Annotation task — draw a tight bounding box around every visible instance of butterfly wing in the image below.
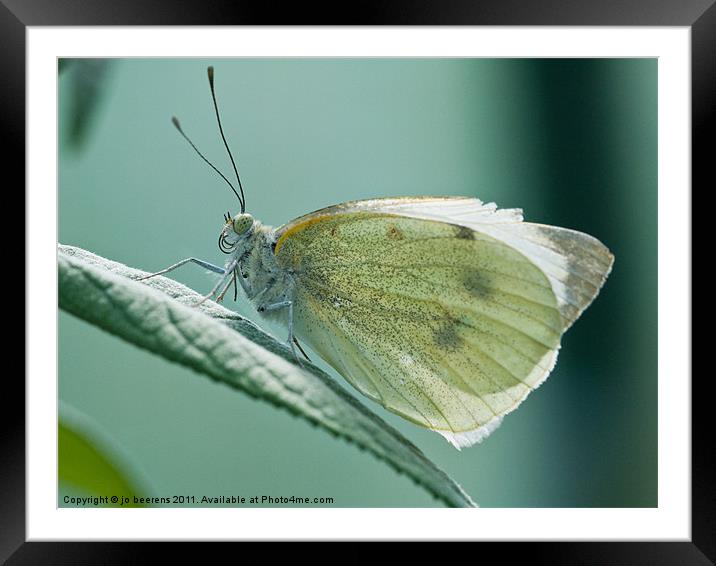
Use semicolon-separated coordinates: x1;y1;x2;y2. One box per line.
274;197;613;449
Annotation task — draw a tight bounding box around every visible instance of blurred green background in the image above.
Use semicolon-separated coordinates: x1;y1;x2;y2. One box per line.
59;58;656;507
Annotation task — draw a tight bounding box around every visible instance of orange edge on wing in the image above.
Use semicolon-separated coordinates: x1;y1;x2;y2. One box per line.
273;214;332;256
274;209;407;256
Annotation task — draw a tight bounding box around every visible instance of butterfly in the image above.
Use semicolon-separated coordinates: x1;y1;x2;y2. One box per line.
141;67;614;450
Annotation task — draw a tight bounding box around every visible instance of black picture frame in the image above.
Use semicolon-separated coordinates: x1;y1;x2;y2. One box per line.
8;1;704;562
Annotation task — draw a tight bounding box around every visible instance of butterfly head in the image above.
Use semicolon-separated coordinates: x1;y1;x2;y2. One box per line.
219;212;254;253
231;212;254;235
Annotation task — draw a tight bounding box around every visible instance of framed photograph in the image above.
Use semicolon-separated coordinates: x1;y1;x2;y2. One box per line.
11;1;704;561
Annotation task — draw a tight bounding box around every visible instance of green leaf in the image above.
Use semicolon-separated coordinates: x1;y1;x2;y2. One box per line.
59;401;152;507
58;244;477;508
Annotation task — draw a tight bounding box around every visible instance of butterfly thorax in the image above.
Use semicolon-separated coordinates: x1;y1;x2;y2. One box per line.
229;220;295;321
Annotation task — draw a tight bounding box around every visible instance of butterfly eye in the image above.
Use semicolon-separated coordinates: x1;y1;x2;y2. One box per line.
232;213;254;235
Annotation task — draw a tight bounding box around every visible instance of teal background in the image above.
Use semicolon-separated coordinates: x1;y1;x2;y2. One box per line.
59;58;657;507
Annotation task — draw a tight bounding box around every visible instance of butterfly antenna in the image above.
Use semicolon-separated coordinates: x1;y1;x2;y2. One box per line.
171;116;244;207
207;66;246;213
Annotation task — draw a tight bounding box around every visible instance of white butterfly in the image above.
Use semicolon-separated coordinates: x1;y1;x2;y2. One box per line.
142;68;614;450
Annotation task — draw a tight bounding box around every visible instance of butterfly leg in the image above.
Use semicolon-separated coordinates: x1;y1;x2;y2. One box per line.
216;270;241;303
137;257;226;281
193;259;239;307
293;338;311;362
286;302;306;368
258;300;303;366
236;260;253;296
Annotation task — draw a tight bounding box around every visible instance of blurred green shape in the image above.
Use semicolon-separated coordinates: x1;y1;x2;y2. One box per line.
60;59;113;150
59;401;151;507
58;58;71;75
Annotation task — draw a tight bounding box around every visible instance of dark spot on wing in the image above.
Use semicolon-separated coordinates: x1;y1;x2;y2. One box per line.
387;224;404;240
454;225;474;240
433;319;463;352
305;280;329;303
463;270;492;298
